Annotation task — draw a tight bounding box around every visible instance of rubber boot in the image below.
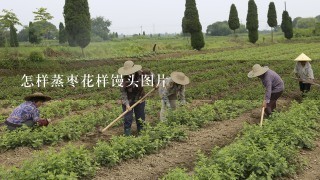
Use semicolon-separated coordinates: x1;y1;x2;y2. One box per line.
137;126;143;135
124;128;131;136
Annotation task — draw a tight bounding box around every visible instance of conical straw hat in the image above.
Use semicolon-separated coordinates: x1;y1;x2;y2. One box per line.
294;53;311;61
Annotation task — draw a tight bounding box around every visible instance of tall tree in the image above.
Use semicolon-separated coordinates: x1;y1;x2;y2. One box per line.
0;24;6;47
246;0;259;44
182;0;204;50
228;4;240;37
281;10;293;40
0;9;21;28
18;26;29;42
64;0;91;55
267;2;277;42
33;7;54;40
91;16;111;40
29;22;41;44
59;22;67;44
182;0;201;34
9;24;18;47
191;31;205;50
0;9;21;46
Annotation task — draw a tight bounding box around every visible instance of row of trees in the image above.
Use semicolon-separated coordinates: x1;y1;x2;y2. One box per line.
0;1;114;54
227;1;293;43
181;0;295;49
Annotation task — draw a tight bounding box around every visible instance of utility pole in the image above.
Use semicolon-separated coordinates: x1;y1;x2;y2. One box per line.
284;1;286;11
140;26;142;35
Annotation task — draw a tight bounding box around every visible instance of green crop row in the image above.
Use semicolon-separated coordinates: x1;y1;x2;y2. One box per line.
0;100;259;179
162;100;320;180
0;106;122;150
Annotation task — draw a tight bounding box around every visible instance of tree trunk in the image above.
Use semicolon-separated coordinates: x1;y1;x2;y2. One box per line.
271;27;274;43
81;47;85;57
234;30;236;40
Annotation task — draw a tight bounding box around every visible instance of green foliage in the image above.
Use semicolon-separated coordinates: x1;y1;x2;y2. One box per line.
17;26;29;42
0;29;6;47
207;21;246;36
295;18;316;29
64;0;91;49
94;122;186;167
32;7;53;22
191;31;205;50
267;2;277;28
168;100;320;179
267;2;277;42
248;29;259;44
162;168;191;180
59;22;67;44
91;16;111;40
29;51;45;62
246;0;259;43
281;11;293;40
0;9;22;28
28;22;41;44
182;0;202;34
228;4;240;32
1;145;97;179
9;24;18;47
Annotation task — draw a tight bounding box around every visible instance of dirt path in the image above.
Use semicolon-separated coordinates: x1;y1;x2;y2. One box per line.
290;139;320;180
93;99;292;180
93;109;260;180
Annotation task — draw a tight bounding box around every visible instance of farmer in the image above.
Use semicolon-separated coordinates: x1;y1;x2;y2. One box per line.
159;72;190;121
248;64;284;118
293;53;314;95
118;61;157;136
5;92;51;131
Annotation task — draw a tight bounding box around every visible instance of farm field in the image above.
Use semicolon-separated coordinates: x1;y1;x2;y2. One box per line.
0;36;320;180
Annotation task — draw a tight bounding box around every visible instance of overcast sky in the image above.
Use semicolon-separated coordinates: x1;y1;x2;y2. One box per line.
0;0;319;35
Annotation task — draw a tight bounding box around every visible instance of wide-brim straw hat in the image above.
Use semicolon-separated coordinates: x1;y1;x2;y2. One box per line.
24;92;52;101
118;61;142;75
247;64;269;78
294;53;312;62
170;72;190;85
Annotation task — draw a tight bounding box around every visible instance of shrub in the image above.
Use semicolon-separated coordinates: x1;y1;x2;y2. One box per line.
29;51;45;62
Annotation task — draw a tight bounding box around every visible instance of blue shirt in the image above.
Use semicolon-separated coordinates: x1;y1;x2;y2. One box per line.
7;101;40;125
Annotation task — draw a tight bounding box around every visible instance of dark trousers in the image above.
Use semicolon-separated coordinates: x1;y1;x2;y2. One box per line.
122;101;145;131
299;82;311;93
265;91;283;117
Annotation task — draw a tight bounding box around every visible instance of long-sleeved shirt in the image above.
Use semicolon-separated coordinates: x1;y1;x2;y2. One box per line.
7;101;40;125
260;70;284;103
159;77;186;107
121;70;157;106
294;62;314;80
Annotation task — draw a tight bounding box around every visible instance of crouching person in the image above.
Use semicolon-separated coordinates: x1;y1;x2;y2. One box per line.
159;72;190;121
5;92;51;131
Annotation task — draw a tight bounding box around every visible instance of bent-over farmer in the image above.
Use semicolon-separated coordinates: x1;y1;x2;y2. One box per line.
159;72;190;121
118;61;157;136
294;53;314;95
248;64;284;118
5;92;51;131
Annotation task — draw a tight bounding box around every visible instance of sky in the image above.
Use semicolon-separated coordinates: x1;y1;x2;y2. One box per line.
0;0;319;35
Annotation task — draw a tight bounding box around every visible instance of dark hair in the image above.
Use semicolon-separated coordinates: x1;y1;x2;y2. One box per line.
29;97;46;103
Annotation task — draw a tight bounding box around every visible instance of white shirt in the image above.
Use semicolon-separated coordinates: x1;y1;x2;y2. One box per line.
294;62;314;80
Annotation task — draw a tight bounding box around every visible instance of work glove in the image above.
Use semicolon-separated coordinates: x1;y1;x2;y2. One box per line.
38;118;49;127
